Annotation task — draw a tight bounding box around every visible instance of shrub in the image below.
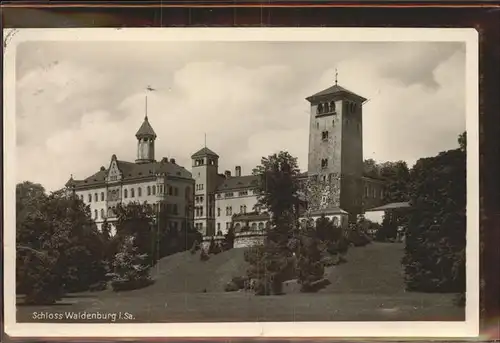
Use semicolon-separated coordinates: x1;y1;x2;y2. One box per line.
224;281;240;292
190;240;199;255
231;276;248;289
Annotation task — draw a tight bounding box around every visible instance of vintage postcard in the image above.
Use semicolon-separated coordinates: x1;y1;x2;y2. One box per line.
3;27;479;338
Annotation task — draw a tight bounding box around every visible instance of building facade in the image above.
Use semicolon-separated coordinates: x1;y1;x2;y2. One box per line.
66;115;194;234
66;81;385;238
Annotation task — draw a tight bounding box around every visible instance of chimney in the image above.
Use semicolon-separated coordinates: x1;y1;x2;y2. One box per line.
170;158;176;164
224;170;231;178
235;166;241;177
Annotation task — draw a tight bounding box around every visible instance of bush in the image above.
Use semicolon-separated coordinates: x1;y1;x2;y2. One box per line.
190;240;199;255
208;237;216;254
347;225;371;247
231;276;248;289
224;281;240;292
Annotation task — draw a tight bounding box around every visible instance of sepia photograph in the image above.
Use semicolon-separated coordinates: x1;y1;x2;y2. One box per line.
4;27;479;338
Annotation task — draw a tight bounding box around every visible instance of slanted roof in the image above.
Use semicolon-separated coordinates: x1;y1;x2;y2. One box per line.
365;201;410;212
70;159;192;189
216;175;260;192
191;147;219;159
135;116;157;138
306;84;367;103
309;207;348;216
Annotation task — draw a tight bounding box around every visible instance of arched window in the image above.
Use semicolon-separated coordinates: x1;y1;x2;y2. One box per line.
94;193;98;202
251;223;257;231
258;222;264;230
94;209;98;219
147;186;151;196
330;101;335;112
131;188;135;198
243;205;247;213
101;209;105;219
138;187;142;197
234;223;242;233
152;186;156;195
324;102;329;112
88;194;92;202
124;189;128;198
317;103;323;114
101;192;104;201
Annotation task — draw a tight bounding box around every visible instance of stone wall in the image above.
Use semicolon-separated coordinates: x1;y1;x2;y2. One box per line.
233;231;266;248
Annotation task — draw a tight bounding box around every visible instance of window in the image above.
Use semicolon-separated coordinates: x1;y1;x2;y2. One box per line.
101;192;104;201
217;207;221;216
324;102;329;112
226;222;230;229
321;159;328;168
152;185;156;195
316;122;319;129
80;195;84;201
94;209;98;219
258;222;264;230
101;209;105;219
138;187;142;197
168;186;173;195
239;191;248;196
200;207;203;217
217;194;222;199
131;188;135;198
124;189;128;198
240;205;244;213
88;194;92;202
217;223;221;231
243;205;247;213
225;192;234;198
185;187;191;199
108;207;113;217
251;223;257;230
94;193;98;202
226;206;232;216
317;103;323;114
147;186;151;195
322;131;329;141
173;204;178;215
330;101;335;112
174;187;179;196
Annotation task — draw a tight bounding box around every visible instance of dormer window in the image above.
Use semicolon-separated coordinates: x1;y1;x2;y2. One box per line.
324;102;329;112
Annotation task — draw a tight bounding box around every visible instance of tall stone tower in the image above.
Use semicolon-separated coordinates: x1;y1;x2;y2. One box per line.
135;115;156;164
191;147;219;236
306;80;367;222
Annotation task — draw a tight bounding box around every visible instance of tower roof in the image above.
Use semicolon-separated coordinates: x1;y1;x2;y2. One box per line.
191;147;219;159
135;116;157;138
306;84;367;103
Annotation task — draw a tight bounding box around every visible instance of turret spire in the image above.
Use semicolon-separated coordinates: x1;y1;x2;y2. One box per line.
335;68;338;86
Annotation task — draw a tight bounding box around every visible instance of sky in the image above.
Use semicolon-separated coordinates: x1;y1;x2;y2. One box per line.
14;37;466;192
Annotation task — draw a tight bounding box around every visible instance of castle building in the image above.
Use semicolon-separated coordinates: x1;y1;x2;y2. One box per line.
66;80;385;238
65;114;194;234
189;81;385;237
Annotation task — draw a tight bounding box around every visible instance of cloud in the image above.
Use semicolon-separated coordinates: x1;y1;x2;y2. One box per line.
13;39;466;191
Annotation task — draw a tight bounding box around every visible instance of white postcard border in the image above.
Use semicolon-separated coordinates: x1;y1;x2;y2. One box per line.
3;27;480;338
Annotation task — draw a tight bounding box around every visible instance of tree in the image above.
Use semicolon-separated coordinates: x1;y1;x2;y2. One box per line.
363;158;381;178
294;222;324;292
245;151;315;295
402;133;466;293
16;182;107;302
115;201;156;265
108;236;152;291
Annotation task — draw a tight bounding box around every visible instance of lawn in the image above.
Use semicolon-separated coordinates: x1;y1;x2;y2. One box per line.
16;242;465;323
